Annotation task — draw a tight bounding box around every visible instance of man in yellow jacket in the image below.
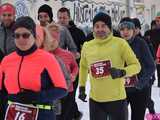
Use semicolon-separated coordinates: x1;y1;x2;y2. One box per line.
78;12;141;120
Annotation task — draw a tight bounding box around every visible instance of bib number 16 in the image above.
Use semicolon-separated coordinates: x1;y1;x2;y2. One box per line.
14;112;26;120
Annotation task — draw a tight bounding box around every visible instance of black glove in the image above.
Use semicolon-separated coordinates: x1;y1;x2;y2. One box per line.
109;67;126;79
78;87;87;102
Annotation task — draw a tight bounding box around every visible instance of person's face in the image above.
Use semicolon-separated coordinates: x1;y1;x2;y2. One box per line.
120;28;134;40
156;18;160;28
0;12;15;27
57;11;70;26
14;27;35;51
93;21;111;39
49;26;60;42
38;12;50;27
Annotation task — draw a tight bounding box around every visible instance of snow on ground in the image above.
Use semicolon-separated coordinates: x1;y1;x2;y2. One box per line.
76;79;160;120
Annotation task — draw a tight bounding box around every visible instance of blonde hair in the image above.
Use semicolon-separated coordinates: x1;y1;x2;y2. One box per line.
40;22;60;51
47;22;60;32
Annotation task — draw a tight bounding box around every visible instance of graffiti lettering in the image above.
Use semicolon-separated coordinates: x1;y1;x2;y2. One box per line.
15;0;29;18
66;1;126;26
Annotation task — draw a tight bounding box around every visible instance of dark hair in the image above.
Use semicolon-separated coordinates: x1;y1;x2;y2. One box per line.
120;17;132;24
58;7;70;17
151;20;156;26
132;18;141;29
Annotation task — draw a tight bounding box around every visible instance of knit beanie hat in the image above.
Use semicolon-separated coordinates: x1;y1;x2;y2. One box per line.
93;12;112;30
156;12;160;18
38;4;53;22
120;17;132;24
0;3;15;15
132;18;141;29
13;16;36;38
119;17;135;30
118;21;135;30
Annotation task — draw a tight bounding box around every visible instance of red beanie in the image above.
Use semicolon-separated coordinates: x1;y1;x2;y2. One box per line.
0;3;15;15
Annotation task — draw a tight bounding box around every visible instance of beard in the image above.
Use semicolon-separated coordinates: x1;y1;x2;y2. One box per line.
95;31;110;39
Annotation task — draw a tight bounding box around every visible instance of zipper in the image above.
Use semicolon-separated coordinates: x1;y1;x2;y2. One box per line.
4;27;7;54
17;56;24;92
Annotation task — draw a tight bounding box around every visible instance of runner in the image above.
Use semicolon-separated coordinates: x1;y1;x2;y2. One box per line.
0;16;67;120
119;18;156;120
78;12;141;120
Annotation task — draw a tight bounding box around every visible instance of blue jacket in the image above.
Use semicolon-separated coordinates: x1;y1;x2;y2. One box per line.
128;36;156;89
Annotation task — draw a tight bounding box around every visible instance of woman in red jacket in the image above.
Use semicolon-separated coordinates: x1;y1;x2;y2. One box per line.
41;22;79;120
0;16;67;120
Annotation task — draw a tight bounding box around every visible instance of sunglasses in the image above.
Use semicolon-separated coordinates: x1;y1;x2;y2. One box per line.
2;13;12;17
14;32;31;39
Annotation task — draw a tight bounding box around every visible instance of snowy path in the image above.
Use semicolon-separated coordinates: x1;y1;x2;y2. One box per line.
76;80;160;120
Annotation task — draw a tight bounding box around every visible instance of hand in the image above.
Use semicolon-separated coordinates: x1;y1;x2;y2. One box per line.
75;52;80;59
156;59;160;64
109;67;126;79
70;74;76;82
78;87;87;102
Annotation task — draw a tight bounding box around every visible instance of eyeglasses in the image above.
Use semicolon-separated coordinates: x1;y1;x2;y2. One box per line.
14;32;31;39
2;13;12;17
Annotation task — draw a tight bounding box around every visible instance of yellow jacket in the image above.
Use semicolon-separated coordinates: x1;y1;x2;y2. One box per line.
79;34;141;102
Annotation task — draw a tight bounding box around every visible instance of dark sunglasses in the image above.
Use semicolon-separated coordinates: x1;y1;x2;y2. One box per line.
2;13;12;17
14;32;31;39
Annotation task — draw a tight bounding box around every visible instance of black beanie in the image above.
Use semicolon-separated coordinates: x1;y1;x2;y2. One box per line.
13;16;36;38
38;4;53;22
120;17;133;24
93;12;112;30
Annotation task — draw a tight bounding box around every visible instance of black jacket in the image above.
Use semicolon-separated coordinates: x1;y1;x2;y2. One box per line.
68;21;86;53
128;36;156;89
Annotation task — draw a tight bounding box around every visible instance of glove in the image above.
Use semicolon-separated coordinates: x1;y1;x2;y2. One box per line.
78;87;87;102
109;67;126;79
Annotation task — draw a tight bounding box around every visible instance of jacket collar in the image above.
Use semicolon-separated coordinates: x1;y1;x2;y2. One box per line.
94;33;113;44
127;37;135;44
16;44;37;56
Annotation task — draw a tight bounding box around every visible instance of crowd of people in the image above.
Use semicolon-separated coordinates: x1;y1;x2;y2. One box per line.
0;2;160;120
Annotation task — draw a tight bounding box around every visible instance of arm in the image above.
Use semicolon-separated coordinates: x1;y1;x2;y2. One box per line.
121;40;141;77
137;39;156;88
79;43;88;87
156;45;160;63
70;53;79;82
45;55;68;100
55;56;71;89
64;27;77;53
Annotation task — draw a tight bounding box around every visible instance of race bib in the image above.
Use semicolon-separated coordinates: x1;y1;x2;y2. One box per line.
125;75;138;87
5;102;39;120
90;60;111;78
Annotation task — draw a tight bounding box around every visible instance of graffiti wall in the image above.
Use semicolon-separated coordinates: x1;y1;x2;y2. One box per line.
1;0;127;27
64;0;127;27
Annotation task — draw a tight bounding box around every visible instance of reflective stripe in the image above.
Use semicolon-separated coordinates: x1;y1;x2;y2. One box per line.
8;100;54;110
36;105;52;110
